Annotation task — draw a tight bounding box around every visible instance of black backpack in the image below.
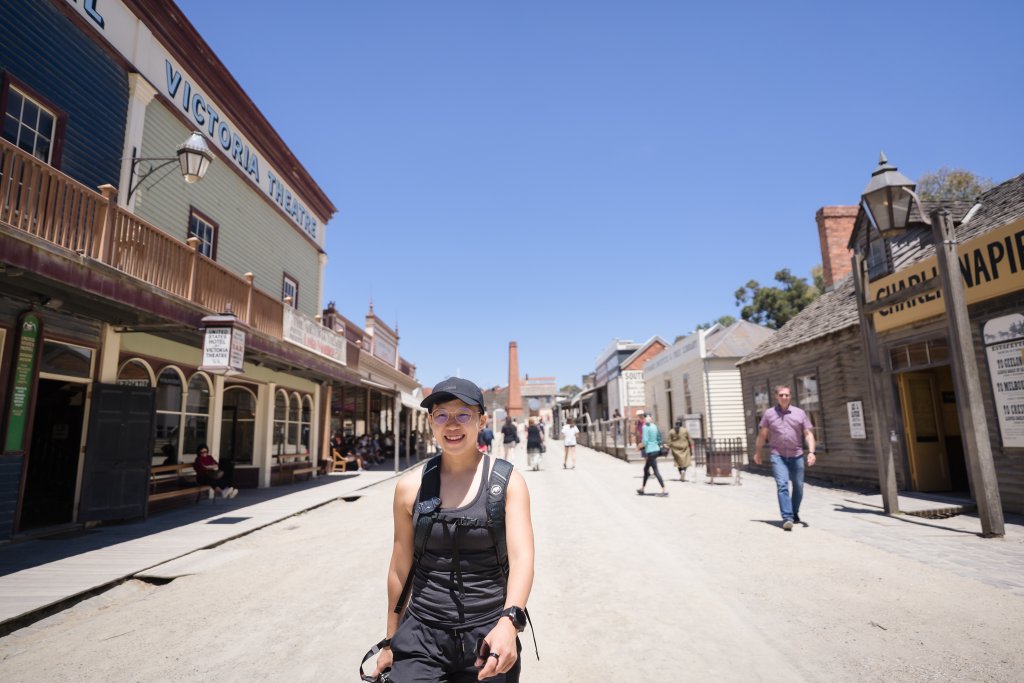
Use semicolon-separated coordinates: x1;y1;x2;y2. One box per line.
360;455;536;682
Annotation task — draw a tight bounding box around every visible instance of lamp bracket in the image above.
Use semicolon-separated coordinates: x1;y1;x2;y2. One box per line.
126;154;178;201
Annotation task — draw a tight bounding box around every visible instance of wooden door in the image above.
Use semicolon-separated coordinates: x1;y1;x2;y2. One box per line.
897;372;951;491
78;383;156;522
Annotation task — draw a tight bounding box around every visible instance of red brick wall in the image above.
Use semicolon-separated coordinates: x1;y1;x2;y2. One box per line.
816;206;858;287
623;341;667;371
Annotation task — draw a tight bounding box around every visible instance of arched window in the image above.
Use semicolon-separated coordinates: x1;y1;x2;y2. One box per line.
154;366;185;464
184;372;212;458
274;389;288;455
301;395;313;453
117;358;154;387
289;392;301;453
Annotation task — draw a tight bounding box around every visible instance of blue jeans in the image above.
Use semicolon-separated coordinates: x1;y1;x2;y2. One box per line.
770;454;805;521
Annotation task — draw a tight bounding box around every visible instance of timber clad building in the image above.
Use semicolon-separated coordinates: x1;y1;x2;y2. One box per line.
0;0;421;541
738;176;1024;514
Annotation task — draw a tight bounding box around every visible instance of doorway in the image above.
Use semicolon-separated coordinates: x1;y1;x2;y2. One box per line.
896;366;969;492
220;387;256;467
19;379;86;531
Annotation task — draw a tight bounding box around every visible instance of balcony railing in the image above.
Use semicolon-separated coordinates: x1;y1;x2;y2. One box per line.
0;137;282;338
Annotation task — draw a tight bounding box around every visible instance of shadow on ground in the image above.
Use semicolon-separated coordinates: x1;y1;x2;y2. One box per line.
0;473;362;578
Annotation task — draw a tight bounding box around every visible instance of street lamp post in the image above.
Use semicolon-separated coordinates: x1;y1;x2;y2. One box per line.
860;154;1005;537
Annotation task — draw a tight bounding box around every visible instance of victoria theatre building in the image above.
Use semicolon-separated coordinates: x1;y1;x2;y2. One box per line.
0;0;404;541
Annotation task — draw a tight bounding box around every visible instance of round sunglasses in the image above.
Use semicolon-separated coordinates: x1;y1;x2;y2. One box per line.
430;408;479;426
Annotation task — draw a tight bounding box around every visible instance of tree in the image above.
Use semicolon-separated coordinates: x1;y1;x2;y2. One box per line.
734;267;821;330
917;168;994;202
695;315;737;331
559;384;581;395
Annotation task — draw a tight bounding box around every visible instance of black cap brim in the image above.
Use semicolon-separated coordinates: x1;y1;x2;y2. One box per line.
420;390;484;412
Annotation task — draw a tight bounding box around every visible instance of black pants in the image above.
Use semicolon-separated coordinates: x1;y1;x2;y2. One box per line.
643;455;665;488
197;470;232;489
390;612;521;682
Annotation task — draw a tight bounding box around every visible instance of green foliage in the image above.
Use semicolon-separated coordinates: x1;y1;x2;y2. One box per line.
559;384;581;395
695;315;737;331
917;168;994;202
734;268;821;330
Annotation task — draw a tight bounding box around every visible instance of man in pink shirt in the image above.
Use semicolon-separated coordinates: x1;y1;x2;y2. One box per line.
754;385;816;530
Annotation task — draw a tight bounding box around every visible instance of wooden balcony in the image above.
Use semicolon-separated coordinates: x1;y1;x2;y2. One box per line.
0;137;283;338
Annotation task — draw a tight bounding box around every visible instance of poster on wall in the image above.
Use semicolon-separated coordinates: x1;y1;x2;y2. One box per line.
983;313;1024;448
847;401;866;439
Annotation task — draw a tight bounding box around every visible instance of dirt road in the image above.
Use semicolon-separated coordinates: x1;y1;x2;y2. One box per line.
2;444;1022;682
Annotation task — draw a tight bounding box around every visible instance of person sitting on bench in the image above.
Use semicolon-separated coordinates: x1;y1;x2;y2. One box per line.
193;444;238;499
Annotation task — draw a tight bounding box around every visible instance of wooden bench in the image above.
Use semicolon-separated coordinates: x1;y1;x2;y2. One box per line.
272;453;315;484
149;463;212;506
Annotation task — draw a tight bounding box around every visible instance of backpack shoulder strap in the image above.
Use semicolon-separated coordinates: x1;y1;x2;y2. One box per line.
486;457;514;576
394;456;442;614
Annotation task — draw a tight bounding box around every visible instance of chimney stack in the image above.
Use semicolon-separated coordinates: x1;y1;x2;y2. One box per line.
816;206;859;288
507;342;523;418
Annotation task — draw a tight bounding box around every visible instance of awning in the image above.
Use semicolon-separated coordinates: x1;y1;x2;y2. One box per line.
401;391;424;410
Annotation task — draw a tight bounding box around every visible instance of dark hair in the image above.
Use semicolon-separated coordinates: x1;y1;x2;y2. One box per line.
674;419;683;428
505;416;513;427
196;443;209;453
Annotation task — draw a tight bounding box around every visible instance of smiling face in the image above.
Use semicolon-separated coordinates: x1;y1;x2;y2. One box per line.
429;398;485;458
775;385;792;410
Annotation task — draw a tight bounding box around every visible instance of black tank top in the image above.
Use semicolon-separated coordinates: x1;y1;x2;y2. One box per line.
407;455;506;627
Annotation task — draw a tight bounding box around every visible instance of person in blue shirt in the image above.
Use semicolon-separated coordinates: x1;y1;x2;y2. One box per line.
636;415;668;497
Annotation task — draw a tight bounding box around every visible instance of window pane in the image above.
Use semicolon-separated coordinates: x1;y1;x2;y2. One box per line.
907;342;929;367
22;100;39;129
5;90;23;118
289;393;300;422
38;110;54;136
156;368;183;412
40;341;92;377
275;391;287;420
154;413;180;463
34;136;50;162
16;126;34;154
3;114;19;145
186;374;211;413
183;415;208;458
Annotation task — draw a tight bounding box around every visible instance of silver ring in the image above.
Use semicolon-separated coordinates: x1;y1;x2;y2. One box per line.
489;652;500;660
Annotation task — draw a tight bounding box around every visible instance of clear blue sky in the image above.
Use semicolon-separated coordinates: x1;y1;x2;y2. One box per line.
177;0;1024;390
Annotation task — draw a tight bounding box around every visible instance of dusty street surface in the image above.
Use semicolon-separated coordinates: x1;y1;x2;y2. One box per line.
1;443;1023;682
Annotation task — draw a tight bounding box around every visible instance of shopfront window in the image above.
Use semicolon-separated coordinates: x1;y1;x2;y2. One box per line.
184;373;211;457
795;372;825;450
301;396;313;452
753;380;769;426
274;389;287;455
154;367;184;464
289;391;301;453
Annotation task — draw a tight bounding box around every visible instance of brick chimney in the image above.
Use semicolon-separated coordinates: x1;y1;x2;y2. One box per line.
507;342;523;418
815;205;859;288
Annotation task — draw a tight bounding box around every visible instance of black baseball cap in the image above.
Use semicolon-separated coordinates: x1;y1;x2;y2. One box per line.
421;377;485;412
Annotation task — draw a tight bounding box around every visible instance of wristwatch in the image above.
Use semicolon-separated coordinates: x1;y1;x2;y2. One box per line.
500;606;527;632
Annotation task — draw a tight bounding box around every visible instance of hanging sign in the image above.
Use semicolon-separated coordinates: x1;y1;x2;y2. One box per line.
983;313;1024;448
3;313;41;453
200;316;244;375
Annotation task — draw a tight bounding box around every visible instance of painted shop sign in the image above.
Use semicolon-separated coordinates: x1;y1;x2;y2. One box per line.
3;314;41;453
283;308;346;364
983;313;1024;448
201;327;245;374
622;370;645;406
869;217;1024;333
64;0;323;245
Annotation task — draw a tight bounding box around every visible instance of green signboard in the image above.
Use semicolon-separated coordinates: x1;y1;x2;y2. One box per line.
4;313;41;453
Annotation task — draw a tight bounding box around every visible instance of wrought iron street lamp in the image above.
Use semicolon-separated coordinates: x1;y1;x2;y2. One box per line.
860;152;916;237
126;131;214;201
859;154;1005;537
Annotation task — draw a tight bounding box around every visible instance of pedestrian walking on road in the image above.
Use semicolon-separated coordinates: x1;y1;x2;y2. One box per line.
561;418;580;469
753;385;816;531
501;416;519;459
526;417;544;471
634;410;645;447
636;415;668;497
479;418;495;455
666;419;694;481
372;377;535;682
